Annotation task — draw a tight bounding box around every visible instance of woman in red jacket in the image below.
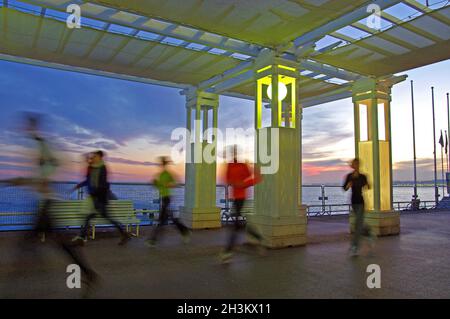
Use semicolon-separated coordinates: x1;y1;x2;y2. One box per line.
220;146;264;263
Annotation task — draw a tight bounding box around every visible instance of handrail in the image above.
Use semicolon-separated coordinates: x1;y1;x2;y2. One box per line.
0;182;444;231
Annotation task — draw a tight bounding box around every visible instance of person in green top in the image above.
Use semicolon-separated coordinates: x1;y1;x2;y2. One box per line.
146;156;190;247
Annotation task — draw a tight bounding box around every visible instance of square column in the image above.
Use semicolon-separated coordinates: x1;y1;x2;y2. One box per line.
351;78;399;236
180;91;221;229
247;61;307;248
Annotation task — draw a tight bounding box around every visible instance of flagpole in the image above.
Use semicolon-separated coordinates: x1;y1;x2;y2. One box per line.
411;80;418;203
432;87;439;206
447;93;450;172
447;93;450;196
445;130;449;174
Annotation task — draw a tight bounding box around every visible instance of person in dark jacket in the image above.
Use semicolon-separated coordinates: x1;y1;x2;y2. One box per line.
73;150;131;246
343;158;375;256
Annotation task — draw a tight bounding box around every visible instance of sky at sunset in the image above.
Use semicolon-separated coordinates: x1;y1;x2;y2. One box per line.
0;59;449;185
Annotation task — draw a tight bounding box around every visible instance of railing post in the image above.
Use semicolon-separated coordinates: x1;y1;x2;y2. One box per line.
224;185;230;213
77;188;83;200
318;185;328;215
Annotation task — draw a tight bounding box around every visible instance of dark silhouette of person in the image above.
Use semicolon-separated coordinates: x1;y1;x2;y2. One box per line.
73;150;131;246
343;158;375;256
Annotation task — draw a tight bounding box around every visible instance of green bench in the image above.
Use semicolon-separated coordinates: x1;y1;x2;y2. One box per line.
44;200;141;240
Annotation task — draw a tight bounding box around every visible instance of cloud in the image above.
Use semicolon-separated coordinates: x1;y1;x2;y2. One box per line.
0;61;187;150
393;158;436;181
82;141;119;151
0;155;32;164
0;163;33;172
302;158;351;184
108;157;159;167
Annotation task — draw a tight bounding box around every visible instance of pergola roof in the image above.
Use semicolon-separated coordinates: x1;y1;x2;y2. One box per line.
314;4;450;76
0;0;449;106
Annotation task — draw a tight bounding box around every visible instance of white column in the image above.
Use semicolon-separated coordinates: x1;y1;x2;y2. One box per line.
351;78;400;236
248;61;307;248
180;90;221;229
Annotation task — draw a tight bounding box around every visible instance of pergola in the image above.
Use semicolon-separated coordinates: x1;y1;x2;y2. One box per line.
1;0;449;247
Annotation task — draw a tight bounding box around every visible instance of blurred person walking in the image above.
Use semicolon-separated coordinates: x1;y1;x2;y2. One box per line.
145;156;190;247
1;113;98;295
220;146;265;264
72;150;132;246
343;158;375;257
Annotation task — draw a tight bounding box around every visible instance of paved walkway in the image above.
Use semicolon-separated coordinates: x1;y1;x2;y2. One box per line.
1;212;449;298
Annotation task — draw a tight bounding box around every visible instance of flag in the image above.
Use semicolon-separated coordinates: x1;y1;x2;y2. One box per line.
439;130;444;148
446;130;448;155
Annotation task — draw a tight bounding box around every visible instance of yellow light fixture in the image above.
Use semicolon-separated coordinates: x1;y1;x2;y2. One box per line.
267;82;288;101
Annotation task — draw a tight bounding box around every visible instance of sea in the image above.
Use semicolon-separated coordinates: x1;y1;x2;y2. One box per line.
0;182;441;231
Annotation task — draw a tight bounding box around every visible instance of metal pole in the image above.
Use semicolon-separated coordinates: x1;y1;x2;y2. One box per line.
411;80;418;202
320;185;326;215
224;185;229;213
441;133;445;197
447;93;450;170
432;87;439;205
446;130;449;173
447;93;450;195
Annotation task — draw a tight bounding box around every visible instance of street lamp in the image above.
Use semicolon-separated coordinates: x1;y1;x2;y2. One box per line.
255;64;297;128
267;82;288;101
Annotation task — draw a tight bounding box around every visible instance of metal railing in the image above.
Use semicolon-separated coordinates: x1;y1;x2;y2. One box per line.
305;200;438;217
0;181;444;231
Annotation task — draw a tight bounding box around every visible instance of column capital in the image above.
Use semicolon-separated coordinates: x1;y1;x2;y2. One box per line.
352;78;392;102
185;89;219;109
352;75;407;102
254;49;298;78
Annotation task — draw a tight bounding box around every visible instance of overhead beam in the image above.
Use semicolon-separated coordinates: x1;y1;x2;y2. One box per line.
403;0;450;24
301;73;407;108
105;29;140;64
381;11;443;42
292;0;403;48
197;60;253;92
0;52;260;103
330;31;400;57
404;0;433;13
379;74;408;86
206;69;254;94
0;53;189;89
128;41;160;67
351;22;417;50
404;0;450;24
204;59;360;95
197;51;362;94
31;8;46;48
312;41;343;55
303;92;352;108
299;59;361;82
301;85;352;108
22;0;261;57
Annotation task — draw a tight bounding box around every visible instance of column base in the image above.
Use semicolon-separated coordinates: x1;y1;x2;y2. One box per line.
179;206;222;229
246;206;307;248
350;211;400;236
